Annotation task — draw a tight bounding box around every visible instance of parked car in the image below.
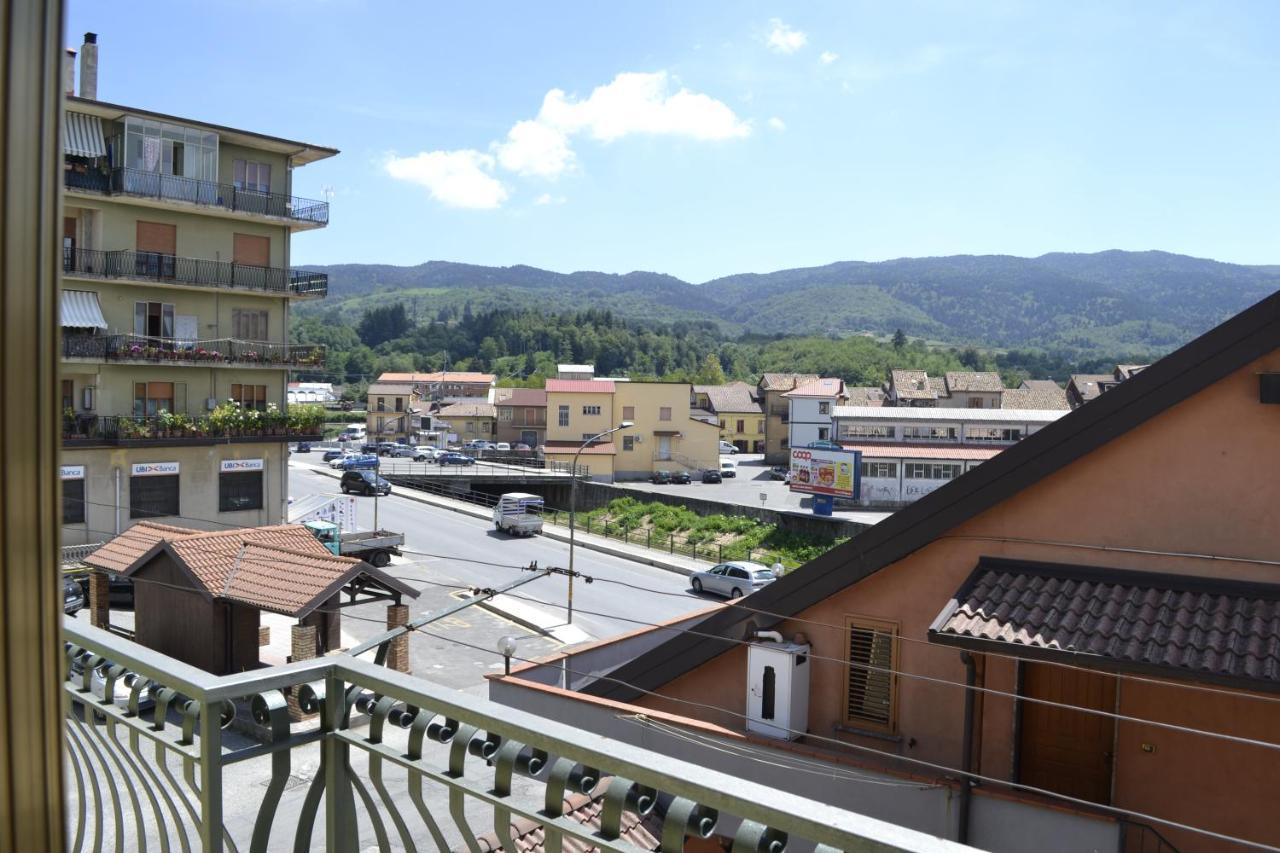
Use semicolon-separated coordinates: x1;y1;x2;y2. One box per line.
438;452;475;466
701;469;722;484
67;649;154;709
671;470;692;484
720;460;738;478
336;434;352;442
64;577;85;615
340;470;391;496
75;572;134;607
806;440;843;451
361;443;379;454
719;441;739;455
650;470;672;485
689;561;778;599
328;453;356;469
769;465;789;480
389;445;418;458
376;442;400;456
340;454;379;470
413;446;439;462
513;443;532;451
322;449;346;462
294;442;312;453
494;442;512;452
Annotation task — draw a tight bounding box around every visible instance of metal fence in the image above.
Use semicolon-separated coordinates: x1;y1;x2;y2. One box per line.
63;618;968;852
63;246;328;296
62;332;325;368
63;415;323;446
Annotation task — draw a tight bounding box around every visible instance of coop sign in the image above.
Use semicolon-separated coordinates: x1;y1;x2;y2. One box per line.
131;461;179;477
789;447;860;499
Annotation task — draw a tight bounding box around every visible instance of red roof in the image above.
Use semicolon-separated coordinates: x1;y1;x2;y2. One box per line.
542;441;617;455
839;443;1002;461
784;377;845;398
546;379;616;393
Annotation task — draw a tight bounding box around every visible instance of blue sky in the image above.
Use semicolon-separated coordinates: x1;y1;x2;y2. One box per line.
68;1;1279;281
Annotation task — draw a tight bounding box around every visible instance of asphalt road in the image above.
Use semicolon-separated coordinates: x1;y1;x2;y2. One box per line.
288;462;709;681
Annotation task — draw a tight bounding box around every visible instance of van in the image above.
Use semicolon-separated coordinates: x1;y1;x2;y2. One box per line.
492;492;544;536
720;459;738;478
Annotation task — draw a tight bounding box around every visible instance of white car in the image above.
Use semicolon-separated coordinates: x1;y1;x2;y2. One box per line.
720;460;738;478
719;441;739;455
412;445;439;461
329;453;355;469
494;442;512;452
689;561;777;599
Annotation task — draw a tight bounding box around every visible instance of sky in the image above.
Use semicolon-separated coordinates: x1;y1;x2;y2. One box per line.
68;1;1280;281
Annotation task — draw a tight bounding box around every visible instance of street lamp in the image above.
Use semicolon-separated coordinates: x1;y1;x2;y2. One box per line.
567;420;633;624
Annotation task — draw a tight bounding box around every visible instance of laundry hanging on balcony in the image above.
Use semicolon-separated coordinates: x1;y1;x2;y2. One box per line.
60;289;108;330
63;111;107;158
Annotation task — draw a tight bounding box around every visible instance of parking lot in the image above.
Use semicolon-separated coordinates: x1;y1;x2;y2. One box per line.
619;454;892;525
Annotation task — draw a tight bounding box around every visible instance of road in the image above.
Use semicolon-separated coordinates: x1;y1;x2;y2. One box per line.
288;461;709;682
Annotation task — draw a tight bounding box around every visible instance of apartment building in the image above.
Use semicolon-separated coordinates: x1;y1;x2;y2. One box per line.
784;377;847;448
692;382;764;452
59;34;335;544
365;381;423;443
757;373;818;464
1067;364;1150;409
884;370;1007;408
543;380;718;480
378;371;496;404
435;402;497;445
832;406;1066;506
494;387;547;447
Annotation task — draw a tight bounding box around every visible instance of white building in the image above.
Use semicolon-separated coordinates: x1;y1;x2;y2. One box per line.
832;406;1067;506
286;382;336;405
784;378;847;449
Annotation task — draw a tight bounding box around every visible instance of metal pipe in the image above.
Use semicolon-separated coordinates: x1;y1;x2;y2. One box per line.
957;651;977;844
113;467;121;534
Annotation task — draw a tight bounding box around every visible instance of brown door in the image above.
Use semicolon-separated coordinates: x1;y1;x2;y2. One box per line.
233;233;270;267
1018;663;1117;804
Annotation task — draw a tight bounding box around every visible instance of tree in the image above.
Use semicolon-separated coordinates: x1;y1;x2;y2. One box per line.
357;303;410;347
694;352;727;385
959;347;983;370
892;329;907;350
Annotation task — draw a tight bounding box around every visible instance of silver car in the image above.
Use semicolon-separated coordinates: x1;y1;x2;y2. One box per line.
689;561;777;599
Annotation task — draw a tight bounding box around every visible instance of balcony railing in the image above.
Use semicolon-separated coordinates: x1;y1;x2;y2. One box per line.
64;166;330;225
62;414;323;447
63;247;328;297
62;618;964;852
62;333;325;368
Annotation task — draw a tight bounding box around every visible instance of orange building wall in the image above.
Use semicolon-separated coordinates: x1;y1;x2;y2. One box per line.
637;350;1280;851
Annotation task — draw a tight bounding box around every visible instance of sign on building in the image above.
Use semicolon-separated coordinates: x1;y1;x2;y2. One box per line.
789;447;861;500
219;458;264;472
131;461;179;477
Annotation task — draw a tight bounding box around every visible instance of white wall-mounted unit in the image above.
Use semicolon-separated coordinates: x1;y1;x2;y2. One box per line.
746;641;810;740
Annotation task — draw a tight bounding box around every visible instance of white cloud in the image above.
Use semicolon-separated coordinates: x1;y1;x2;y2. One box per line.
493;119;576;178
820;51;839;65
384;149;509;210
767;19;807;54
534;193;567;206
767;116;786;132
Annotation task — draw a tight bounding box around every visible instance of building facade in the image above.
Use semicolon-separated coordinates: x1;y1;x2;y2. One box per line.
692;382;764;453
494;387;547;447
59;35;335;544
435;402;497;445
365;382;423;443
784;378;847;448
757;373;818;464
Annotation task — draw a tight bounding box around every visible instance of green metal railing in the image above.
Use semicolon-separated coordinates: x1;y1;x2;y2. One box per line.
62;618;969;852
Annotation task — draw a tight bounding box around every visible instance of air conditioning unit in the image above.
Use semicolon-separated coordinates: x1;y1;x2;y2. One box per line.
745;640;810;740
633;434;643;443
206;398;218;411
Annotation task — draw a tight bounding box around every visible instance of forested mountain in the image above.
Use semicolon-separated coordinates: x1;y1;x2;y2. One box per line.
295;251;1280;357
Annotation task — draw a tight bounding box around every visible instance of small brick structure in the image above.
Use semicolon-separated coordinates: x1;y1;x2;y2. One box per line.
385;604;410;674
87;570;109;629
287;624;318;721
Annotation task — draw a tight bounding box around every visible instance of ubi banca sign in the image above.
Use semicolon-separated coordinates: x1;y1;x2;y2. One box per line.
220;458;264;472
131;461;179;477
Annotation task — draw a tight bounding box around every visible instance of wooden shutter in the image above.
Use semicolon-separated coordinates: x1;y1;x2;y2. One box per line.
845;617;897;729
233;233;270;267
136;221;176;255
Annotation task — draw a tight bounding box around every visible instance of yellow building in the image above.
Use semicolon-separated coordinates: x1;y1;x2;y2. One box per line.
692;382;765;453
59;34;336;544
436;402;497;445
542;380;718;481
366;381;425;443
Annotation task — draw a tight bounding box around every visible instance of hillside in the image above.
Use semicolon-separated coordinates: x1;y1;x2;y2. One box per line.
295;251;1280;357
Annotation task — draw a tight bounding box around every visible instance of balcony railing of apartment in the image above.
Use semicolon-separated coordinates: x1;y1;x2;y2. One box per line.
62;414;323;447
62;333;325;368
64;166;330;225
63;247;328;296
63;618;964;853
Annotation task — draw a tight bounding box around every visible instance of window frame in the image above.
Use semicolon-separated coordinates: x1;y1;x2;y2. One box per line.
558;405;570;427
218;470;264;512
843;615;899;732
659;406;672;422
129;474;180;520
860;460;898;479
622;406;635;421
231;308;269;341
622;435;635;452
582;404;601;416
62;478;86;524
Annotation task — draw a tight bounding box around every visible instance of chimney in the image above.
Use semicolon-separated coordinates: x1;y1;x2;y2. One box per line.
79;32;97;100
63;48;76;97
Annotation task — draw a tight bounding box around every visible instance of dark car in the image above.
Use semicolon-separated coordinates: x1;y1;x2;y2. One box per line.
64;577;85;615
438;452;475;466
701;469;722;484
361;442;379;454
340;454;379;470
376;442;400;456
769;465;789;480
806;440;843;451
295;442;312;453
322;449;346;462
75;572;134;607
340;469;391;496
671;470;692;484
650;470;672;484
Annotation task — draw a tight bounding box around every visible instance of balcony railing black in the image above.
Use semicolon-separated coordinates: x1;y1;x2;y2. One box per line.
64;165;330;225
62;332;325;368
62;414;323;447
63;247;328;297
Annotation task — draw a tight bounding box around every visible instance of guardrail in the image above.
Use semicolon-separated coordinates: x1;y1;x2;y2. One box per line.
63;246;328;296
65;166;330;225
63;618;967;852
61;542;104;566
62;332;325;367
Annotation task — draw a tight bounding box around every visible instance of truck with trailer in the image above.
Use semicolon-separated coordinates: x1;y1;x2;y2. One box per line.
303;520;404;567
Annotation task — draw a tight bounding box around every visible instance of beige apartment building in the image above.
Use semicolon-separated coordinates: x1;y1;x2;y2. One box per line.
59;34;336;544
365;381;425;443
543;380;718;480
494;388;547;447
757;373;818;463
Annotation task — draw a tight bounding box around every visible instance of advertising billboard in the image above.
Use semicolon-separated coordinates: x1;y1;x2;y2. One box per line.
789;447;861;499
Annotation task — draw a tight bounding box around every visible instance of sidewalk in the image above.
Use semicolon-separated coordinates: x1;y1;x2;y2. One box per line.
294;461;706;577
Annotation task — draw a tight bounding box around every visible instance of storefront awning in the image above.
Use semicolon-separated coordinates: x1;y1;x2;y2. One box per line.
60;289;108;329
64;111;107;158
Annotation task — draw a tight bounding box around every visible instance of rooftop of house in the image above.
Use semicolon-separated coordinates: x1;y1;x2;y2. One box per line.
1067;374;1118;402
697;383;761;414
378;372;496;385
437;402;498;419
832;406;1066;423
944;371;1005;394
758;373;819;392
844;386;887;406
889;370;936;400
495;388;548;407
1001;384;1070;411
366;382;418;396
546;379;616;393
784;378;846;398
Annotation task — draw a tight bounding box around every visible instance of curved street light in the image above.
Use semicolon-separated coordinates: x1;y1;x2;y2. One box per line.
567;420;634;624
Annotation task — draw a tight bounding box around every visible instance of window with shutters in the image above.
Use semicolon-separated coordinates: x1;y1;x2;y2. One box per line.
130;475;180;519
134;382;175;417
558;405;570;427
229;383;268;412
844;616;898;731
231;308;269;341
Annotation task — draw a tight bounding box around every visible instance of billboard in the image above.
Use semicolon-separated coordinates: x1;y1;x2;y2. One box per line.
789;447;861;499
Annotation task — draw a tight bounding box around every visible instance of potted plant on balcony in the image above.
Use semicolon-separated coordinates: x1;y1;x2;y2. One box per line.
208;401;240;437
263;403;286;435
287;403;325;437
62;407;76;439
156;409;176;437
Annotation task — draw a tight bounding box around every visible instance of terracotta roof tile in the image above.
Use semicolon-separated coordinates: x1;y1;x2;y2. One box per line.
700;383;761;413
931;560;1280;688
944;372;1005;393
84;521;204;573
1001;386;1070;410
495;388;548;407
467;777;660;853
437;402;497;418
844;386;886;406
890;370;935;400
784;378;845;398
221;542;363;616
166;525;332;595
758;373;818;392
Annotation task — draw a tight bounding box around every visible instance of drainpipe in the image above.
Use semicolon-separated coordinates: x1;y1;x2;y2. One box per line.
113;467;121;534
958;651;977;844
